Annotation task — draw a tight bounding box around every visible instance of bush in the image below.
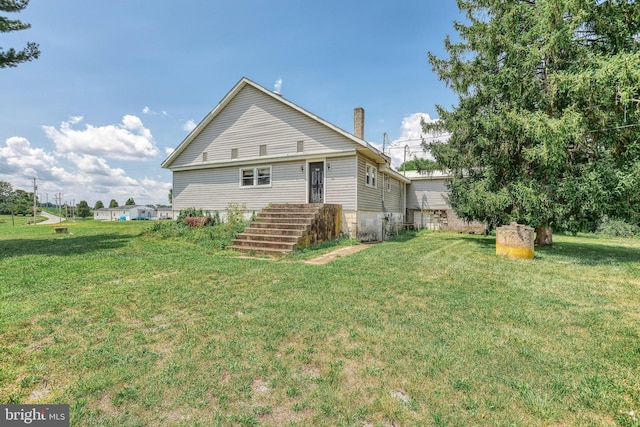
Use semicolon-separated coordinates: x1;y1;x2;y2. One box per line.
184;216;213;228
177;207;205;224
596;216;640;238
148;203;249;249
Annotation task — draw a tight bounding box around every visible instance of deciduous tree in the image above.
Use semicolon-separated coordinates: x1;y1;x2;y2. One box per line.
109;199;118;208
94;200;104;210
125;198;135;206
77;200;90;219
425;0;640;245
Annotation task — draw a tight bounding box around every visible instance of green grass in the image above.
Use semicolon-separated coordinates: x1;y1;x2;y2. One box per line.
1;221;639;426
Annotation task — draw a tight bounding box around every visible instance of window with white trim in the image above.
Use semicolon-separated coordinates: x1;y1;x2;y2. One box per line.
384;175;391;192
365;163;377;188
240;166;271;187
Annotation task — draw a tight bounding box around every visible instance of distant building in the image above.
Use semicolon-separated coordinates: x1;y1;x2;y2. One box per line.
93;205;157;221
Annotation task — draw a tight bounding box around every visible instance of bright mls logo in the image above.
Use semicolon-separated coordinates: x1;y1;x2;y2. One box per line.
1;405;69;426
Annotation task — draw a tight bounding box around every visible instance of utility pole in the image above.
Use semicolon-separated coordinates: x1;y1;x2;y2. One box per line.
32;177;37;225
55;192;63;223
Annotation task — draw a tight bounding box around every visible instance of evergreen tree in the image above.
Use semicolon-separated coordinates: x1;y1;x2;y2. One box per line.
0;0;40;68
425;0;640;244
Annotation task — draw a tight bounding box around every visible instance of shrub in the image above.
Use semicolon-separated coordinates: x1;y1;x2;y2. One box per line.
148;203;249;249
596;216;640;238
184;216;213;228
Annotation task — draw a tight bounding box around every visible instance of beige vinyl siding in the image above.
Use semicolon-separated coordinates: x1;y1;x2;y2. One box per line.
324;156;356;210
383;174;404;212
407;178;450;210
171;85;357;167
356;155;384;211
173;161;306;212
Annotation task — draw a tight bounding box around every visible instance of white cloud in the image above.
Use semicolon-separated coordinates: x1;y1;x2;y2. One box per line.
142;106;169;118
0;135;171;206
381;113;449;168
182;119;197;132
42;115;159;160
164;147;175;156
274;77;283;94
0;136;57;176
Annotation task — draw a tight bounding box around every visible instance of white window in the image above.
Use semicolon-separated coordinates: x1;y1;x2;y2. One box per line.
365;163;377;188
384;175;391;192
257;167;271;185
241;168;254;187
240;166;271;187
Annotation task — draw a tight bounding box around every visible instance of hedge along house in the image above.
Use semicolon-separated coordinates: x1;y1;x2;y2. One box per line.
161;77;410;242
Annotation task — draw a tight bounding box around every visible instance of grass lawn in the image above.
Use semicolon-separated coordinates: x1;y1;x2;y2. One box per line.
1;220;639;426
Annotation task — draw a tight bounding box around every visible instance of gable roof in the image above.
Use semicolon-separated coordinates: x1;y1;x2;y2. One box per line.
161;77;391;169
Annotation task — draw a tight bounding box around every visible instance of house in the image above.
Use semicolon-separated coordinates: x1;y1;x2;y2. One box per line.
162;77;410;241
405;170;486;233
404;170;451;229
93;205;156;221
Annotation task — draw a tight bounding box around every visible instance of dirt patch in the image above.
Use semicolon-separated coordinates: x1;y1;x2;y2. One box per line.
303;245;371;265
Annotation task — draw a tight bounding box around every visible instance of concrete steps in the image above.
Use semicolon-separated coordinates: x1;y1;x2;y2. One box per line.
229;204;326;255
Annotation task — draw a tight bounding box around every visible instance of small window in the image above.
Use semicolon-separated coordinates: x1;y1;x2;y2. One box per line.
241;169;254;187
296;141;304;153
231;148;238;159
257;167;271;185
365;163;377;188
202;152;208;162
240;166;271;187
259;144;267;156
384;175;391;192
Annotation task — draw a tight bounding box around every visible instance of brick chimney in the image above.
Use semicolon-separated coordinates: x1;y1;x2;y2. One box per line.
354;107;364;139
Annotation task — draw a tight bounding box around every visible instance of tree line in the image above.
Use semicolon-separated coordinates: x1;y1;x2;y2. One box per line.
0;180;141;221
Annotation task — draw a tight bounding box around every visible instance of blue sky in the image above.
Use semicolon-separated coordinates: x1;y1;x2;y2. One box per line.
0;1;461;206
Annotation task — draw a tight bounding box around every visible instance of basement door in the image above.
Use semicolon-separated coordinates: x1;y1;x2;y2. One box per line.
308;162;324;203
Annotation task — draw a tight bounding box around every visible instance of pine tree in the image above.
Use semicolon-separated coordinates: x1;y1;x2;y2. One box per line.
425;0;640;245
0;0;40;68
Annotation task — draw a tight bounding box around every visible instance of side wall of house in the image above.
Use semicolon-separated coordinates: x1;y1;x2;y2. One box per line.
354;155;405;241
170;85;358;168
406;178;449;211
173;155;358;213
324;156;356;210
174;160;306;212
